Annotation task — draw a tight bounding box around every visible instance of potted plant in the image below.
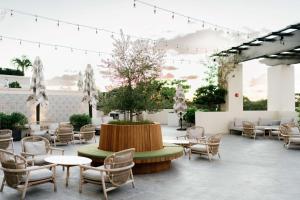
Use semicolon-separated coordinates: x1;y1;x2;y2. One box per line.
0;112;28;141
183;107;197;127
69;114;91;131
98;31;165;152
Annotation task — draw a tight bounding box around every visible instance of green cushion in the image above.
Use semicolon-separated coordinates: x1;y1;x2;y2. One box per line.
77;144;183;160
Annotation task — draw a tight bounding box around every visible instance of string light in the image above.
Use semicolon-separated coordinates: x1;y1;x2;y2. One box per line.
10;9;13;16
0;34;112;57
133;0;247;36
77;24;80;31
35;15;37;22
57;20;60;27
133;0;136;8
95;28;98;34
153;6;156;14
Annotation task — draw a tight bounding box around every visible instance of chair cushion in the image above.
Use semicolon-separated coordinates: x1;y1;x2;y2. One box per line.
30;124;40;131
270;130;280;136
82;166;108;182
21;166;52;182
31;130;47;136
255;130;265;134
24;141;47;155
289;127;300;136
74;133;81;139
190;144;208;152
32;155;48;165
289;137;300;143
49;123;59;131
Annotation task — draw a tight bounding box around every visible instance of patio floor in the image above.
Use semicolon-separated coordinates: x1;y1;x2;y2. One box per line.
1;126;300;200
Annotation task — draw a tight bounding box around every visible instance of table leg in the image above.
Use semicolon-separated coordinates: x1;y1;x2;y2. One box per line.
66;166;70;187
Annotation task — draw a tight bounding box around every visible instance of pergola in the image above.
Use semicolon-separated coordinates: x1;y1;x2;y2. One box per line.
214;23;300;112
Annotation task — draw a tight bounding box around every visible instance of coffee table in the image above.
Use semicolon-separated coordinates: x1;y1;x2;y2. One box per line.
45;155;92;187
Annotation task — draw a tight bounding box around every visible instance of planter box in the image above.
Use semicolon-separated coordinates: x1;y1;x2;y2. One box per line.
99;123;163;152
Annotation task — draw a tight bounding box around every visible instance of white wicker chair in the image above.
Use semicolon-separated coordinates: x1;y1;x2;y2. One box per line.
74;124;96;144
280;123;300;149
0;129;14;153
189;133;222;161
0;149;57;200
51;126;74;146
21;136;64;166
79;148;135;200
242;121;265;139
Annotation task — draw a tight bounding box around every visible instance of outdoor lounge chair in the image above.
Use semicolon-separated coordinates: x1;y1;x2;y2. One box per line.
177;126;205;142
28;122;48;137
189;133;222;161
280;123;300;149
79;148;135;200
0;149;57;200
242;121;265;139
51;126;74;146
74;124;96;144
0;129;14;153
21;136;64;165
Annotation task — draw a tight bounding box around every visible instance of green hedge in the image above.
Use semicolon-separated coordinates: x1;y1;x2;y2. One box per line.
0;112;28;129
69;114;91;131
108;120;154;125
0;68;24;76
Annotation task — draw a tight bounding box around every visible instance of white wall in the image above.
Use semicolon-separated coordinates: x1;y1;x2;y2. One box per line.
144;109;174;125
268;65;295;111
195;110;297;134
227;64;243;113
0;88;88;123
0;75;30;89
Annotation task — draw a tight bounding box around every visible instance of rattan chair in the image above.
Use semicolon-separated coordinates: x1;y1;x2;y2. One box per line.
74;124;96;144
189;133;222;161
28;122;48;137
21;136;64;165
177;126;205;142
242;121;265;139
79;148;135;200
51;126;74;146
280;123;300;149
0;129;14;153
0;149;57;200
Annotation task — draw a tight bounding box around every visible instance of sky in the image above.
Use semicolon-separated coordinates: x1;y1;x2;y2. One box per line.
0;0;300;100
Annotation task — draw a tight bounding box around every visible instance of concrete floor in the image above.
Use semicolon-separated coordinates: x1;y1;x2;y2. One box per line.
1;126;300;200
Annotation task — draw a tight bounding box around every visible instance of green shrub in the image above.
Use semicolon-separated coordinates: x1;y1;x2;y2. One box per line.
108;120;154;125
183;107;197;125
0;112;27;129
9;81;21;88
69;114;91;131
0;68;24;76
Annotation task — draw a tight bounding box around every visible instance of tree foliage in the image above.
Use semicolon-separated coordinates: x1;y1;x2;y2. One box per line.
100;33;165;121
193;85;227;111
243;97;267;111
11;55;32;73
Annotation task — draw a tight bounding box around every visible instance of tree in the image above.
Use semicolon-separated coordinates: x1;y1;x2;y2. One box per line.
9;81;21;88
243;96;267;111
101;31;165;121
11;55;32;73
82;64;97;118
203;58;218;85
193;85;227;111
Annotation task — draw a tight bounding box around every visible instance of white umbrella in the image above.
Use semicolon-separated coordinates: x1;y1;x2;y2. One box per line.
173;85;187;130
27;56;48;122
77;71;83;91
82;64;97;117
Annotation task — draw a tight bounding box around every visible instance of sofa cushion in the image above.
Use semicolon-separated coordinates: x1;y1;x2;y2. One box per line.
259;118;273;126
289;137;300;143
21;166;52;182
281;118;294;125
234;118;247;127
271;120;281;126
190;144;208;152
24;141;47;155
289;127;300;136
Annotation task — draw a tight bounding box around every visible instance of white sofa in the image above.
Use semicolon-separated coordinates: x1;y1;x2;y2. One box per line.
229;117;295;134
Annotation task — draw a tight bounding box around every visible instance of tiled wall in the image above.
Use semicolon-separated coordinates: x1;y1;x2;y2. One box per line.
0;89;88;123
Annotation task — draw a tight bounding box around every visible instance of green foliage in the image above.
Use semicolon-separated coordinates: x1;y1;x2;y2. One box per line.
203;58;218;85
243;97;267;111
69;114;91;131
108;120;154;125
0;112;28;129
193;85;227;111
11;55;32;73
0;68;24;76
183;107;197;124
9;81;21;88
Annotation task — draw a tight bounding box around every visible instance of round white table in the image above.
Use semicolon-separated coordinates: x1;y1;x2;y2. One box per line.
45;155;92;187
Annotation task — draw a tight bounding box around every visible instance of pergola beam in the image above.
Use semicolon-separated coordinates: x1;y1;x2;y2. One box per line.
260;58;300;66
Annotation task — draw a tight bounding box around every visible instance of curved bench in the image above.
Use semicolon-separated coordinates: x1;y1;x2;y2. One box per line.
78;143;183;174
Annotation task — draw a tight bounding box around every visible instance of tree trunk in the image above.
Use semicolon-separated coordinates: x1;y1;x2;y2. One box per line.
36;104;40;123
89;104;93;118
129;110;133;122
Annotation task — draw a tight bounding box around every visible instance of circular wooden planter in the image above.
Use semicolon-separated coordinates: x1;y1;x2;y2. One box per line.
99;123;163;152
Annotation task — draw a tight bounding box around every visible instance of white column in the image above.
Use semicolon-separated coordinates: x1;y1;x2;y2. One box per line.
267;65;295;111
226;64;243;113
